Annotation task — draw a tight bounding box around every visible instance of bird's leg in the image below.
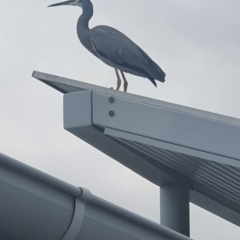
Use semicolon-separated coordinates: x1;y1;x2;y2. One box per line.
120;71;128;92
115;68;121;91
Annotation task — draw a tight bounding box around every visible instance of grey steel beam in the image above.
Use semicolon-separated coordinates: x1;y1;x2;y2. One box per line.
0;153;192;240
31;71;240;126
160;185;190;237
92;92;240;166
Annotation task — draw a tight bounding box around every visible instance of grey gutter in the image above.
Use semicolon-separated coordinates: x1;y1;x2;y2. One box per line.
0;152;192;240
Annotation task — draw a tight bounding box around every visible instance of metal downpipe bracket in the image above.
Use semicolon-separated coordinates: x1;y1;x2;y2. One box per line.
61;188;92;240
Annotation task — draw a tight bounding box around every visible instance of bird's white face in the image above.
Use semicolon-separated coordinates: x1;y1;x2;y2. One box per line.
69;0;82;6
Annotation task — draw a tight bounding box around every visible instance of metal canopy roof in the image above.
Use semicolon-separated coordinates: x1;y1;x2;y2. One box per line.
33;71;240;227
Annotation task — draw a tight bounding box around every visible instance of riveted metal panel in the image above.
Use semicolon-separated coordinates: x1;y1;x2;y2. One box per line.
92;92;240;161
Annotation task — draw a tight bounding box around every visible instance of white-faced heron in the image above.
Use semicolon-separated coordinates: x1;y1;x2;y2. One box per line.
48;0;166;92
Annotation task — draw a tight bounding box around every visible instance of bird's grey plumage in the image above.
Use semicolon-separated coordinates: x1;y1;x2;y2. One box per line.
48;0;166;90
90;26;166;86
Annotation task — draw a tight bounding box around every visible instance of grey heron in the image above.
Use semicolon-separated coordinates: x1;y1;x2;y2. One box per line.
48;0;166;92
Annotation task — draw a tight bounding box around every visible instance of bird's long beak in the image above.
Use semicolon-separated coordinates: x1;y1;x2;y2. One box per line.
48;1;72;7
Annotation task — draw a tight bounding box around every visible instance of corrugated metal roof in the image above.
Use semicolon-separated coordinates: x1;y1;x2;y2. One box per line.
117;138;240;205
33;71;240;227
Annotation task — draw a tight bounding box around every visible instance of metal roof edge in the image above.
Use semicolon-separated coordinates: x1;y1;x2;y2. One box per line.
32;70;240;127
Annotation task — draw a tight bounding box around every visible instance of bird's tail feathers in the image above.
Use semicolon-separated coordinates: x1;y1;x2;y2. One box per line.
141;51;166;83
149;60;166;83
147;76;157;87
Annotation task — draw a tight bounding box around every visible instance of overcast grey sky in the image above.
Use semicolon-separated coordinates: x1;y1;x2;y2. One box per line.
1;0;240;239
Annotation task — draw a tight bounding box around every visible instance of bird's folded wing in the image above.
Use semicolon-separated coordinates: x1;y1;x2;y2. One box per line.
90;26;147;68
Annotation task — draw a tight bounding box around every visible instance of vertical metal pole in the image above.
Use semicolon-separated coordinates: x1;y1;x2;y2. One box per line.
160;184;190;237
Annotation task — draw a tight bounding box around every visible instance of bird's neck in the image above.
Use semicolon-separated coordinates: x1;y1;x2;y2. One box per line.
77;1;93;31
77;1;96;54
